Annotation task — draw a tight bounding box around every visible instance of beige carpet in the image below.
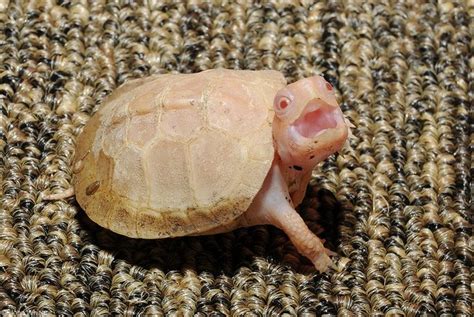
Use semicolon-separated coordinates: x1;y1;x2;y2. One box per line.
0;1;472;316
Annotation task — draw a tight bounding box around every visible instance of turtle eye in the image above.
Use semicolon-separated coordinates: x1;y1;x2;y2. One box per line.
275;96;292;114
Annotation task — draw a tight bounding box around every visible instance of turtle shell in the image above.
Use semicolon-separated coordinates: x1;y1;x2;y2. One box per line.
73;69;286;238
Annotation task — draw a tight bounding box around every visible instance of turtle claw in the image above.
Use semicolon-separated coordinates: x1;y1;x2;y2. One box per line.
311;252;333;273
310;247;338;272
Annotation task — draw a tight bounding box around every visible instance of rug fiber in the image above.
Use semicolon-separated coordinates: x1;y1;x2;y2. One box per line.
0;1;472;316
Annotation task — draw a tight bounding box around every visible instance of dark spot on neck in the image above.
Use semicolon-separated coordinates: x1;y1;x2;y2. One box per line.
293;165;303;171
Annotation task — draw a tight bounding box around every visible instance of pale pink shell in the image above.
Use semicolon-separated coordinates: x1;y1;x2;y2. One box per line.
73;69;286;238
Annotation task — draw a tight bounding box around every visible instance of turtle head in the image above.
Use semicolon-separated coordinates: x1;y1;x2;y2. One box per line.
272;75;349;169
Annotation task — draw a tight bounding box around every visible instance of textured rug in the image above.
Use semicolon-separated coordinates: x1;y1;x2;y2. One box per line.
0;1;472;316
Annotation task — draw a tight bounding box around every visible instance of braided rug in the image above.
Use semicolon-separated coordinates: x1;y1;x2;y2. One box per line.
0;1;472;316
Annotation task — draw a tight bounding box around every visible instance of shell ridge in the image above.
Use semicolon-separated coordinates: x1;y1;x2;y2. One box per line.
143;136;160;208
183;141;198;232
200;78;216;126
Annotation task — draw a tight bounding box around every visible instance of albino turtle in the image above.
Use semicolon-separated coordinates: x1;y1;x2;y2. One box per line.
47;69;349;272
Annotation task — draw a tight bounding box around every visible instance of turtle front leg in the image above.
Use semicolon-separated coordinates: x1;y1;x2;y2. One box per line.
242;162;334;272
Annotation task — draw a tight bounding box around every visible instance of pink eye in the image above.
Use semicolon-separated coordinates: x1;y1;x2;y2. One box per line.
279;98;289;109
274;92;293;116
275;96;291;113
325;82;333;91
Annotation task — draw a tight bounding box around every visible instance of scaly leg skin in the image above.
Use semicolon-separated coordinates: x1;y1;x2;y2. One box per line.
242;162;334;272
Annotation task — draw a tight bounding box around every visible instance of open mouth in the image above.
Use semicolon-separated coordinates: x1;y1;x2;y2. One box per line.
292;103;340;138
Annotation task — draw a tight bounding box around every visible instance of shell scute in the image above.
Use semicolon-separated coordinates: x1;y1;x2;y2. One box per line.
127;91;158;116
189;131;244;206
107;207;137;238
102;123;126;157
146;139;193;209
127;113;157;148
207;83;269;137
112;146;147;203
160;107;203;142
161;75;209;111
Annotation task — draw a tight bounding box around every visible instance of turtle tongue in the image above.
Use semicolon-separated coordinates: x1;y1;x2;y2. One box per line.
292;104;338;138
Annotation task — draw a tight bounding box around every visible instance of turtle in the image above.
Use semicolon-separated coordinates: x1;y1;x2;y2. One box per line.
46;69;349;272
